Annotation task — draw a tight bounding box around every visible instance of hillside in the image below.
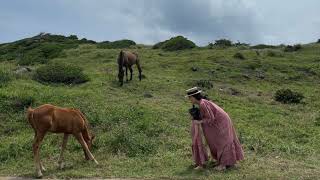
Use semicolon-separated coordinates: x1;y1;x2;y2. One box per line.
0;35;320;179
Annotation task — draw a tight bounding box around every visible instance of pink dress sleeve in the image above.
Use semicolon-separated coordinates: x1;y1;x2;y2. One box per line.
200;101;215;126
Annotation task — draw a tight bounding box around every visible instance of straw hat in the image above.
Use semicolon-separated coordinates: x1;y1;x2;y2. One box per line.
185;87;202;97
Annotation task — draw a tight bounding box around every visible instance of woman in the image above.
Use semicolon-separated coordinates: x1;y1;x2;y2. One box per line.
186;87;244;171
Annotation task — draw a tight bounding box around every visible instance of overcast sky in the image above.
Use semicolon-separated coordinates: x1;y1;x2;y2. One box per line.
1;0;320;45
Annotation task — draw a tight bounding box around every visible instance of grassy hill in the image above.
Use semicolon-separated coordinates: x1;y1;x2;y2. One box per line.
0;35;320;179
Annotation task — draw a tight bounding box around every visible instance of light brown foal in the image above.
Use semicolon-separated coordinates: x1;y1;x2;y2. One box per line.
27;104;98;178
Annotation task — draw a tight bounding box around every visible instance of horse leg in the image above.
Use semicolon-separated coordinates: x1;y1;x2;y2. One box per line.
33;131;46;178
129;66;133;81
74;133;99;165
136;63;142;81
125;66;129;82
58;133;69;169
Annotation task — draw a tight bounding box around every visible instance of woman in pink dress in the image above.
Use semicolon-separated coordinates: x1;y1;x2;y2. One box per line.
186;87;244;171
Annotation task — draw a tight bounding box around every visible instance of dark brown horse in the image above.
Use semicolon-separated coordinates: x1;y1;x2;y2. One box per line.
117;50;142;86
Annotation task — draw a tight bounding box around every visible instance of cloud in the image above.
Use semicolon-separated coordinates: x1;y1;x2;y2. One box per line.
0;0;319;45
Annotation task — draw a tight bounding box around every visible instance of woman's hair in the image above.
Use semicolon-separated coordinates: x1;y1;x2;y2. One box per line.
191;93;204;100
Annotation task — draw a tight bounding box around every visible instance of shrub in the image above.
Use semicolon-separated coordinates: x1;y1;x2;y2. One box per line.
0;33;95;65
284;44;302;52
0;94;34;112
251;44;276;49
194;79;213;89
35;63;89;84
234;52;245;60
317;39;320;43
152;36;196;51
214;39;233;47
97;40;136;49
208;42;214;49
266;50;284;57
0;70;12;87
274;89;304;104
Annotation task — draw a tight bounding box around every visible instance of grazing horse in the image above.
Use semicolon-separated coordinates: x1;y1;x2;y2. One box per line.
117;50;142;86
27;104;98;178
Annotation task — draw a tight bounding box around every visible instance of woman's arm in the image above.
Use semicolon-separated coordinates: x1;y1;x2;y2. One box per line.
199;102;215;126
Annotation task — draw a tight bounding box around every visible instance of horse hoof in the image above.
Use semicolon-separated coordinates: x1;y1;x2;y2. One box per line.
36;171;43;178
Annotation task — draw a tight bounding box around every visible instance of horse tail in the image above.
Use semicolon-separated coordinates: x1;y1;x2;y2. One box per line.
134;52;142;80
27;107;35;129
118;50;124;66
76;110;92;140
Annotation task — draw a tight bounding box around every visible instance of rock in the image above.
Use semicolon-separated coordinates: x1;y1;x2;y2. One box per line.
14;67;31;74
256;71;265;79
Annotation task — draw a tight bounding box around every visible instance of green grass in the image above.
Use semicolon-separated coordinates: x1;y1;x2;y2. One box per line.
0;42;320;179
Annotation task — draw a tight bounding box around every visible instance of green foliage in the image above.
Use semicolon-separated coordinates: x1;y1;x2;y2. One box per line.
0;69;12;87
97;39;136;49
192;79;213;89
233;52;245;60
0;94;34;112
152;36;196;51
0;33;96;65
208;42;214;49
266;50;284;57
251;44;277;49
284;44;302;52
214;39;233;47
35;63;89;84
274;89;304;104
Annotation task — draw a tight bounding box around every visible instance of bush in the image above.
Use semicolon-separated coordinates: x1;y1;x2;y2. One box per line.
97;40;136;49
284;44;302;52
251;44;276;49
194;79;213;89
0;70;12;87
0;33;95;65
0;94;34;112
208;42;214;49
214;39;233;47
266;50;284;57
233;52;245;60
317;39;320;43
274;89;304;104
35;63;89;84
152;36;196;51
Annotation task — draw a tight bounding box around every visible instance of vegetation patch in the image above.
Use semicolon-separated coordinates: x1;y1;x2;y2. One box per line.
34;63;89;84
0;69;12;87
152;36;196;51
97;39;136;49
234;52;245;60
274;89;304;104
284;44;302;52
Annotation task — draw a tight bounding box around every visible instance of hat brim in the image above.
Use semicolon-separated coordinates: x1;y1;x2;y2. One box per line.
185;90;202;97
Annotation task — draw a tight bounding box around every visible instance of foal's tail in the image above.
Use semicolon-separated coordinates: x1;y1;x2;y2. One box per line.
27;107;35;129
76;110;92;141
